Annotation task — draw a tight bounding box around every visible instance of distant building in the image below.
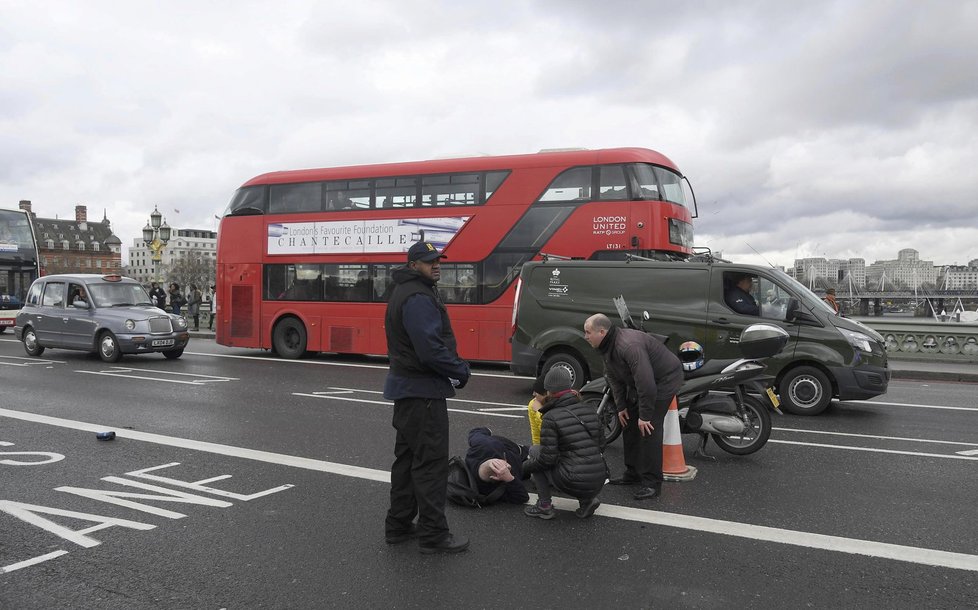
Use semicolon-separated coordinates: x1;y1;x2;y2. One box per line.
18;200;123;275
865;248;939;289
128;228;217;284
939;259;978;290
792;257;866;289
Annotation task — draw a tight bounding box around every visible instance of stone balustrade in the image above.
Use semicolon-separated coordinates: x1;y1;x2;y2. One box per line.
855;317;978;362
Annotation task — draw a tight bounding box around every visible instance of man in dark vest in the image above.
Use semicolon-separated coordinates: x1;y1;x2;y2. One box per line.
383;240;472;554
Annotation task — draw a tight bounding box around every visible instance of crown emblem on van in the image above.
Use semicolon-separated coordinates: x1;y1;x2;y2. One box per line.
551;269;560;276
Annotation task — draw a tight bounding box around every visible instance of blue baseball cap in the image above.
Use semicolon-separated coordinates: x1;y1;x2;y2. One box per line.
407;241;446;263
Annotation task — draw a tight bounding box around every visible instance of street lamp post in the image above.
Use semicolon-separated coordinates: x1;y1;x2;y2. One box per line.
142;206;171;283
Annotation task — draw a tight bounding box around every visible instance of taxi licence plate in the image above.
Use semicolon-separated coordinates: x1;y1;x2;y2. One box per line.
765;386;781;408
151;339;175;347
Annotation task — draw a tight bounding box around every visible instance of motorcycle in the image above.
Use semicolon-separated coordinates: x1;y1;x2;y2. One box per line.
580;296;789;457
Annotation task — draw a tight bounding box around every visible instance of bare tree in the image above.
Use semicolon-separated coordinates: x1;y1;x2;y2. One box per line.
168;251;215;294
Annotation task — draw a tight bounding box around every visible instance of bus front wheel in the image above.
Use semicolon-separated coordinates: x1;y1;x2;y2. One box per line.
273;318;307;359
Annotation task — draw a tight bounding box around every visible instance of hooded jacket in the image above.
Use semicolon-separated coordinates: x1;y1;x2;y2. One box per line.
599;326;684;421
523;391;606;499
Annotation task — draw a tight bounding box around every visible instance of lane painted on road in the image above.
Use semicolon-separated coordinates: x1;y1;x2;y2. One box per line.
2;405;977;574
290;387;978;460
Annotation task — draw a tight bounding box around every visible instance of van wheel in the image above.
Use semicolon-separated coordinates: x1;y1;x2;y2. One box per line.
541;352;585;389
23;327;45;357
273;317;307;359
779;366;831;415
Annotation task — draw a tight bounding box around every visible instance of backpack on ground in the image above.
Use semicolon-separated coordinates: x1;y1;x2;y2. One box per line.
446;455;505;508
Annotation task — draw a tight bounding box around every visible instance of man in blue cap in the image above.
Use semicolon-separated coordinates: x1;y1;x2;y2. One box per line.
383;240;472;554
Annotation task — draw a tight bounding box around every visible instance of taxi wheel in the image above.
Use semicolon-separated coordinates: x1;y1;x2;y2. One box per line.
98;331;123;363
23;327;45;357
163;349;184;360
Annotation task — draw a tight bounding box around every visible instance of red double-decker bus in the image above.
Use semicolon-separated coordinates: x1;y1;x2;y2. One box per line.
215;147;696;361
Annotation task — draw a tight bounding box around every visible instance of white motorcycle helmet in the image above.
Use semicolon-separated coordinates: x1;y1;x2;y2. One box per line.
678;341;705;372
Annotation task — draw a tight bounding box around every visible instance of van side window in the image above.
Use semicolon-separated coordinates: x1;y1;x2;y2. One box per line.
759;277;790;320
723;272;760;316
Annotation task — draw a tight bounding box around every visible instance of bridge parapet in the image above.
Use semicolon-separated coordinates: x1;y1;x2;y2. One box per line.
856;318;978;362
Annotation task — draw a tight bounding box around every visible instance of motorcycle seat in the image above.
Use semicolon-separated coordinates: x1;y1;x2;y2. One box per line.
684;358;741;379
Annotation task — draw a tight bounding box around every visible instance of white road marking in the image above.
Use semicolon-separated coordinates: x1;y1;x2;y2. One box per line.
291;392;524;419
175;350;532;380
957;449;978;456
2;405;977;573
846;399;978;412
0;355;64;366
775;427;978;447
296;389;978;454
75;368;237;385
0;550;69;574
769;439;978;461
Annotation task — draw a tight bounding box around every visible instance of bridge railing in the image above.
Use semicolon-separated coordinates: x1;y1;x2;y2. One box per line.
855;317;978;363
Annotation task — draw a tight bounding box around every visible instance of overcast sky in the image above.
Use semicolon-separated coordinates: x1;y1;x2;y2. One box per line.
2;1;976;268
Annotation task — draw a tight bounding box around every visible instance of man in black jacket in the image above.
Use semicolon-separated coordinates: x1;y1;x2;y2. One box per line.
464;427;529;505
584;313;683;500
383;241;471;554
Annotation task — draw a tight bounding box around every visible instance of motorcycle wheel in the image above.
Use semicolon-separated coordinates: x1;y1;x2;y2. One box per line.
711;395;772;455
582;394;621;449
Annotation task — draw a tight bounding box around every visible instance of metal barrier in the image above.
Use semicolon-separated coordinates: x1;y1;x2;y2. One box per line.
855;317;978;362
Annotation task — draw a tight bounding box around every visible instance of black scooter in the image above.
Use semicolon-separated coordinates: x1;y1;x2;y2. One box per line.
580;296;788;457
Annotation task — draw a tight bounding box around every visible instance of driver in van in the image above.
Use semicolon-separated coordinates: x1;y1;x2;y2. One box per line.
725;273;759;316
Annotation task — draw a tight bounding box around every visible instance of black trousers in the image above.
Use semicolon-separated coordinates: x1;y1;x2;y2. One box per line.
385;397;450;545
621;394;674;488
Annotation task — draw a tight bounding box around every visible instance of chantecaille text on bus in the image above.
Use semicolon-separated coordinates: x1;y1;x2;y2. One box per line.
267;217;470;256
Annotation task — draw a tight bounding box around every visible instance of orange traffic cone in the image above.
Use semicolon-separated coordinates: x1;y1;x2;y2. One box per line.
662;396;697;481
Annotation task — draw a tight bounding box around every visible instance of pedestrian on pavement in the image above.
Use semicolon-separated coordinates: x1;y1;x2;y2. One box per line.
149;282;167;310
463;427;530;506
824;287;840;314
208;285;217;330
522;366;606;520
168;282;184;315
187;284;203;331
584;313;683;501
383;240;471;554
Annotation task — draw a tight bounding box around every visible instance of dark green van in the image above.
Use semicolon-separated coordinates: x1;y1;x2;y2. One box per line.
510;259;890;415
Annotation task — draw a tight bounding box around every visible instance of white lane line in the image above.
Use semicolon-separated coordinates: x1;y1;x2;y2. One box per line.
179;350;532;380
958;449;978;456
0;550;70;574
846;400;978;412
2;406;977;573
298;391;978;454
291;393;523;419
75;370;236;385
0;407;387;482
769;439;978;461
103;367;239;381
328;386;522;409
774;427;978;448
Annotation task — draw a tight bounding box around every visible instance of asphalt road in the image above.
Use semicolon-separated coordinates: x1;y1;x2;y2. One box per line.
2;337;977;608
